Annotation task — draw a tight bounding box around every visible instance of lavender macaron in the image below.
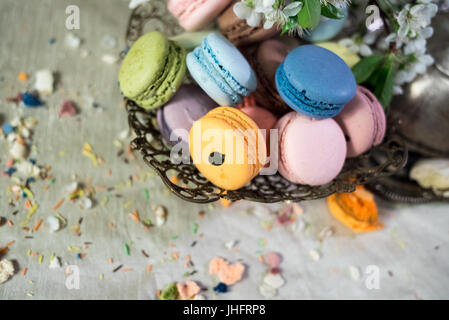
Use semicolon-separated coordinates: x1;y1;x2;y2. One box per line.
157;84;217;147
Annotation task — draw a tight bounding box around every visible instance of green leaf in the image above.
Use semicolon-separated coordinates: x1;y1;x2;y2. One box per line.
321;3;345;19
297;0;321;29
372;56;396;109
282;16;299;35
351;55;384;84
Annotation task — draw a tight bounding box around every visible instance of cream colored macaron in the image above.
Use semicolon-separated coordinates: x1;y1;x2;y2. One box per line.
317;42;360;68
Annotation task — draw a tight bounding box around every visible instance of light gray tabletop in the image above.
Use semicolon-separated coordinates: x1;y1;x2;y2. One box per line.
0;0;448;300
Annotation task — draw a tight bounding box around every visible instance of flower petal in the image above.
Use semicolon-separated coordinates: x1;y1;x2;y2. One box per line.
283;2;303;17
234;2;252;19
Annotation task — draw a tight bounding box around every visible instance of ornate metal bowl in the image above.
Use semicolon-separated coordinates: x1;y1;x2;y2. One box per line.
124;1;408;203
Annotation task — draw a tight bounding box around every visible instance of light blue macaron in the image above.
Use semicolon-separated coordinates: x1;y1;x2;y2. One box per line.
275;45;356;119
304;8;348;42
186;33;257;106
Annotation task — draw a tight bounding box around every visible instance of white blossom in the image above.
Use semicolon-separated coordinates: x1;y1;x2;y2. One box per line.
396;1;438;42
263;1;303;29
338;37;373;57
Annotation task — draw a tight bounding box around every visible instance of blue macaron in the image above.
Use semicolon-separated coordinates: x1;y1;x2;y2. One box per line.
275;45;356;119
303;8;347;42
186;33;257;106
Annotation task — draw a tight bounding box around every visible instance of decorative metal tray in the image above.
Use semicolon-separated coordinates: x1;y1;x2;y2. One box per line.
124;1;408;203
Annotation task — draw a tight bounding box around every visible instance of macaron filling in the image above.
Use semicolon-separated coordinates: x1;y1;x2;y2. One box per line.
192;47;241;105
276;64;343;118
202;38;250;98
135;41;186;108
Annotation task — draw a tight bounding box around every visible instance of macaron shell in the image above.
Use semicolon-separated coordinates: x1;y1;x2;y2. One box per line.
156;85;217;146
169;0;232;31
317;42;360;68
358;86;386;146
334;86;386;157
257;40;290;85
189;107;266;190
281;45;357;106
169;30;220;51
304;10;347;42
205;33;257;93
276;112;346;186
187;51;237;106
240;105;277;132
218;4;278;47
244;42;291;115
119;31;168;99
135;41;187;109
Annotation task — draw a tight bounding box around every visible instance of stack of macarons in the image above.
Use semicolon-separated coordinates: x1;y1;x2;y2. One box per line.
118;1;387;191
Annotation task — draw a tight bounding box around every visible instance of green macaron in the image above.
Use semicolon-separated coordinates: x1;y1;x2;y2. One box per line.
119;31;187;110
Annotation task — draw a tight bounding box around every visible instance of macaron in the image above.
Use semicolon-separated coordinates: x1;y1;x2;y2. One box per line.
189;106;267;190
317;42;360;68
327;186;384;232
275;45;357;119
245;40;293;115
218;3;278;47
168;0;232;32
237;96;277;134
275;112;346;186
334;86;386;158
304;9;347;42
169;30;220;51
237;95;277;155
119;31;186;110
187;33;257;106
157;84;217;147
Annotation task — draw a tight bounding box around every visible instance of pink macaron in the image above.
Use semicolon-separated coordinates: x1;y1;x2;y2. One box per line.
238;96;277;156
334;86;386;158
168;0;232;32
275;112;347;186
238;96;277;132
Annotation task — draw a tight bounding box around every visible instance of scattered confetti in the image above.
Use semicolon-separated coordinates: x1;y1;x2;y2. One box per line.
0;260;15;284
59;101;78;117
209;257;245;286
160;282;179;300
34;70;54;94
177;281;201;300
309;249;321;261
213;282;228;293
349;266;361;281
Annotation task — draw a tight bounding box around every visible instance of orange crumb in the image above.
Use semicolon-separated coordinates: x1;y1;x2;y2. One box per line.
170;176;179;184
18;72;28;81
21;268;27;276
5;240;15;247
122;268;132;272
53;198;65;211
7;220;14;227
24;200;32;208
33;219;42;232
220;198;232;208
146;265;153;273
171;252;179;260
108;258;113;264
128;210;140;222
